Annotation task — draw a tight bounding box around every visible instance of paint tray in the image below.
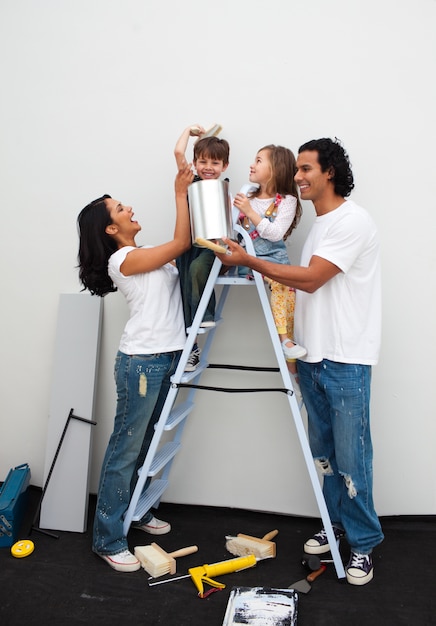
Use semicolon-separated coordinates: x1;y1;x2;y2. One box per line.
222;586;298;625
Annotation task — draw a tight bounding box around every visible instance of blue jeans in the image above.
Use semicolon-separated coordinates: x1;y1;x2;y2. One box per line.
176;247;216;327
92;350;181;556
297;359;384;554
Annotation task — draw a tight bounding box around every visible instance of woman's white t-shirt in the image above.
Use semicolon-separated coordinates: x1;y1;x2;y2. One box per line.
108;246;186;355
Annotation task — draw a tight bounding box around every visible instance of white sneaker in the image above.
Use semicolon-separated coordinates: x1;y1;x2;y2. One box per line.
282;339;307;360
134;516;171;535
99;549;140;572
200;320;216;328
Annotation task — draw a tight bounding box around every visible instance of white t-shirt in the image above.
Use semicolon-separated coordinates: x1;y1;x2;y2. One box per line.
294;200;381;365
108;246;186;355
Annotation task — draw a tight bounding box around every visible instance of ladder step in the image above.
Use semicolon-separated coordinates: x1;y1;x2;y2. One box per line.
149;442;181;476
165;401;194;431
129;479;168;524
178;363;209;383
216;276;256;285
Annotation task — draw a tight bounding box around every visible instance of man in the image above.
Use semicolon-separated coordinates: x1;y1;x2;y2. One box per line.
217;138;384;586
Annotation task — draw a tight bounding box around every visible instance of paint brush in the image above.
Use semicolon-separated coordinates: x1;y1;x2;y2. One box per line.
190;123;223;139
194;237;229;254
134;542;198;578
225;530;279;559
201;123;223;138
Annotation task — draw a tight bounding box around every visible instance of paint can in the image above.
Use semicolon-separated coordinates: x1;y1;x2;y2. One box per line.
188;179;233;245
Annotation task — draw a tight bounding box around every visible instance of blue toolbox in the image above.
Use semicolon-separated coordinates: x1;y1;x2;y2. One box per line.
0;463;31;547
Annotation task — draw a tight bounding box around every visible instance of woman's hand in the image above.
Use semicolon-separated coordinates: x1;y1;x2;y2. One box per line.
175;163;194;195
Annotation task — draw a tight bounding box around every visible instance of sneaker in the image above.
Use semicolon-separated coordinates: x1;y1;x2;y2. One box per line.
304;526;345;554
134;516;171;535
346;552;374;586
282;339;307;360
98;549;141;572
185;347;201;371
200;320;216;328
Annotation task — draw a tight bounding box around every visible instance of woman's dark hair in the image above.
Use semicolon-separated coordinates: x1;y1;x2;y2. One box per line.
77;194;118;297
298;137;355;197
249;144;302;240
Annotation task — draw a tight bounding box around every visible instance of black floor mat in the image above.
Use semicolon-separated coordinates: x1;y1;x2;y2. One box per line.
0;487;435;625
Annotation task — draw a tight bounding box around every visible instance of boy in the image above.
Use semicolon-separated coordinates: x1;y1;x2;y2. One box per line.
174;125;230;371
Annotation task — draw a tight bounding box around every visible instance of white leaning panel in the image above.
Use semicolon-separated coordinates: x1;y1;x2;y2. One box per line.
39;293;102;532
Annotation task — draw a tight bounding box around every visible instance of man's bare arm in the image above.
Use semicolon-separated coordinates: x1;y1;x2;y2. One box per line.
216;238;341;293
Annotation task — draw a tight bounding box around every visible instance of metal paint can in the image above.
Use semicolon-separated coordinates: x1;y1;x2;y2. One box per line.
188;179;233;245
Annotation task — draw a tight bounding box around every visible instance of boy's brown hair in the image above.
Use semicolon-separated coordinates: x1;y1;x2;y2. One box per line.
193;136;230;165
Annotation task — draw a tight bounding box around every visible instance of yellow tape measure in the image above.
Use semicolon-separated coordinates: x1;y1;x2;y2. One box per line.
11;539;35;558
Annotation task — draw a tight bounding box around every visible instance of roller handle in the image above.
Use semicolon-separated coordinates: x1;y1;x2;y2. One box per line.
307;564;326;582
168;545;199;558
203;554;257;577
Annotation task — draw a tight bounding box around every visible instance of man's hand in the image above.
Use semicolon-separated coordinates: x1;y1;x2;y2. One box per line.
214;238;250;267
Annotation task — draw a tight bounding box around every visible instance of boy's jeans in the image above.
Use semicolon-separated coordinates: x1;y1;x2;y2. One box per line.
92;350;180;556
176;247;215;327
297;359;384;554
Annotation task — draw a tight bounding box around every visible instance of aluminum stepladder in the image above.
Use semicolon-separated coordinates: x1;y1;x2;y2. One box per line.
123;222;346;580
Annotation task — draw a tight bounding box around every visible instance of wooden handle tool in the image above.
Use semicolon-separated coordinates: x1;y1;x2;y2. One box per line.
195;237;228;254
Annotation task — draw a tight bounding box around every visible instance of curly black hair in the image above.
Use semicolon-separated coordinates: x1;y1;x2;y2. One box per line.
298;138;355;197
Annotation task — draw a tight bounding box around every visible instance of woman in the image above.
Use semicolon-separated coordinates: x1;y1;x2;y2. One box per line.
77;164;194;572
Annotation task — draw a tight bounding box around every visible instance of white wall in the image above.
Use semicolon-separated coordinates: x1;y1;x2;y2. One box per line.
1;0;435;517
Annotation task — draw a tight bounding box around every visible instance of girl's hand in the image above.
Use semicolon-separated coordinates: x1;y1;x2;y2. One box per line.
175;163;194;194
233;193;251;216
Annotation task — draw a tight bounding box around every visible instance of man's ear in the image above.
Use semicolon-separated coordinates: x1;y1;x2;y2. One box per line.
105;224;118;236
327;166;335;180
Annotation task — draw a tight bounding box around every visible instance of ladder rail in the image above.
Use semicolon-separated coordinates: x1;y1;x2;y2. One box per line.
229;226;345;578
123;252;225;534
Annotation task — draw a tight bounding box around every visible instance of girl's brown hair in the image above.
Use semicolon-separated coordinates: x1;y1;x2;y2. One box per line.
249;144;302;240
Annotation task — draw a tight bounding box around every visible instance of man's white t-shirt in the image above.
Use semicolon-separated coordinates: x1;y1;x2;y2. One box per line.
108;246;186;355
294;200;381;365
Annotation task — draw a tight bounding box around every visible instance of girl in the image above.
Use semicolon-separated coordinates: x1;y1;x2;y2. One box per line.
77;164;194;572
234;145;306;374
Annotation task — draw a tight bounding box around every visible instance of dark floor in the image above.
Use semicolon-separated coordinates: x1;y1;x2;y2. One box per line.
0;487;435;625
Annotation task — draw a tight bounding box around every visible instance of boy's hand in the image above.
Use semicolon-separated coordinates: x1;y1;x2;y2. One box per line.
190;124;206;137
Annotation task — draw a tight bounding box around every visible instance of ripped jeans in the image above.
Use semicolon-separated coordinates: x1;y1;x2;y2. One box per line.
93;350;181;556
297;359;384;554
